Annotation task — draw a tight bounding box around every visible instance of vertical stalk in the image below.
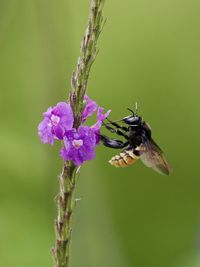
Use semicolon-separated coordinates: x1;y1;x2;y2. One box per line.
51;0;106;266
52;162;78;267
70;0;106;128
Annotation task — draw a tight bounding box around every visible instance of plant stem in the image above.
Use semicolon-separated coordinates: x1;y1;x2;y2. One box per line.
52;1;106;266
52;162;78;267
70;0;106;128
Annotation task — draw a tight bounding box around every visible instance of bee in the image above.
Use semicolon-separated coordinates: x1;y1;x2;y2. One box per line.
100;104;172;175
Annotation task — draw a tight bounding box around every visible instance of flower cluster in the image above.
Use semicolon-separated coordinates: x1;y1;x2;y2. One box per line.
38;96;110;166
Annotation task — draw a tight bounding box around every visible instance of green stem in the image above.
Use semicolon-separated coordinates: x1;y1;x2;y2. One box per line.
52;1;106;266
70;0;106;128
52;162;78;267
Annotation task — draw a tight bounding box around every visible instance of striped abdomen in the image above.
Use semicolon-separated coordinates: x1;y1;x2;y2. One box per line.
109;150;139;168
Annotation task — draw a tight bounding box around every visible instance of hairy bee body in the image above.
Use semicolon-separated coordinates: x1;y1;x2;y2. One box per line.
100;108;172;175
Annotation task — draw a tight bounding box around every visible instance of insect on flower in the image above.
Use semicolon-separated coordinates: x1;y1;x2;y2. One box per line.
100;103;172;175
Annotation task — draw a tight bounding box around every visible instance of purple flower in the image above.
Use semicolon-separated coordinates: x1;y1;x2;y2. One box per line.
38;95;111;165
91;107;111;143
38;102;74;144
60;126;96;166
82;95;98;122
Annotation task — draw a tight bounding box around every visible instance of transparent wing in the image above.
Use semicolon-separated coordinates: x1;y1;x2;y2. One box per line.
139;139;172;175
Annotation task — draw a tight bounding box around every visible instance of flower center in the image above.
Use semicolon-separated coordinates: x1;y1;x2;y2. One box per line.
72;139;83;149
51;115;60;126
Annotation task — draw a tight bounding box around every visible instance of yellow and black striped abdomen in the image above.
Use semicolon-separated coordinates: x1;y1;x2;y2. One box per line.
109;150;139;168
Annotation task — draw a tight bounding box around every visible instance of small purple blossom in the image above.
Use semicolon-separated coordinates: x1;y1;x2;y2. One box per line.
82;95;98;122
38;102;74;144
60;126;96;166
91;107;111;143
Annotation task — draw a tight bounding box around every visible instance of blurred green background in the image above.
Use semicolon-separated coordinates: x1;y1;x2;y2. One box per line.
0;0;200;266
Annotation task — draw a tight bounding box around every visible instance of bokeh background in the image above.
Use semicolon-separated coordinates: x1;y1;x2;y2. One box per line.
1;0;200;266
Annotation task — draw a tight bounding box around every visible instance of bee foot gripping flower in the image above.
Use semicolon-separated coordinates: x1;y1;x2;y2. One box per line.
38;95;111;165
91;107;111;143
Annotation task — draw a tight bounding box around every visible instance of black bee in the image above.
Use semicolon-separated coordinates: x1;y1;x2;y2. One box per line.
100;105;172;175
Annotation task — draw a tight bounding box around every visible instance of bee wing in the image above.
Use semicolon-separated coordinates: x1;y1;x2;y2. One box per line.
139;139;172;175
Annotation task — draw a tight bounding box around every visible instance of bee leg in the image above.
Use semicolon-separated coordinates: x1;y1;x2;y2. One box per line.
100;134;129;149
106;118;129;132
103;122;129;139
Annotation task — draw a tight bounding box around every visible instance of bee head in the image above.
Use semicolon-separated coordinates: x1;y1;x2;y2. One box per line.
123;107;142;125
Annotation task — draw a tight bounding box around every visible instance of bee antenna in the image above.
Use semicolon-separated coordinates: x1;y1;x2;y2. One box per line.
127;108;134;114
135;102;138;115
